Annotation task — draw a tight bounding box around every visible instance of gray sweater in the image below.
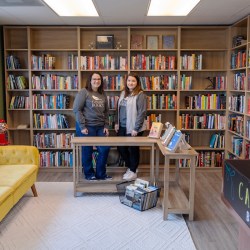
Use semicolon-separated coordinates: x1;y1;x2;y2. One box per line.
116;91;147;133
73;88;109;130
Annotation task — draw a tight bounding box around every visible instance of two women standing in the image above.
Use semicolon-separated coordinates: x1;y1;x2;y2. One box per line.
73;72;147;181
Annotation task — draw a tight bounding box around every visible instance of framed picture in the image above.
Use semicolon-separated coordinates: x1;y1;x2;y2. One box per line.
162;35;175;49
96;35;114;49
131;35;144;49
146;35;158;49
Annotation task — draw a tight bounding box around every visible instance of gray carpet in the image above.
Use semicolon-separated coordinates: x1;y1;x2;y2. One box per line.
0;182;196;250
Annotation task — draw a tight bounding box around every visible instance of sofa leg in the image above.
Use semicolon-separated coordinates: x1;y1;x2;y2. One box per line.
31;184;38;197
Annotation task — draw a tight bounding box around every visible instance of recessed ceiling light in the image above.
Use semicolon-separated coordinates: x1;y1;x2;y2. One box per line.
147;0;200;16
43;0;99;16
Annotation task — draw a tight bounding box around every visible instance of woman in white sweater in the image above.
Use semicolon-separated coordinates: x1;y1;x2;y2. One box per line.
115;73;147;181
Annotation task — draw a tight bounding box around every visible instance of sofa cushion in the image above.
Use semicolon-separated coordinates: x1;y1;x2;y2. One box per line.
0;165;38;189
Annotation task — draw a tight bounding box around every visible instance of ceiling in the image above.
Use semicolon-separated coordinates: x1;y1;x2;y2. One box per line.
0;0;249;26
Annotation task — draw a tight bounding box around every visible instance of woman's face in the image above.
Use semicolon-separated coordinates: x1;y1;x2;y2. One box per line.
91;73;102;91
127;76;138;92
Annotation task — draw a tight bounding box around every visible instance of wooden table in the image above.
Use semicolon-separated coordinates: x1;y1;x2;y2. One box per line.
72;137;157;195
157;141;198;220
72;136;198;221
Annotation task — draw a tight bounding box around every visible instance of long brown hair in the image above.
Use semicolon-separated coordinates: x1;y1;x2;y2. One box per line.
85;71;104;94
124;73;143;97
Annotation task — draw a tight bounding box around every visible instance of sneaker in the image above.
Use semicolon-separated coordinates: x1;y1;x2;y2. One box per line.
123;168;130;178
104;175;112;180
86;176;97;181
123;170;137;181
99;175;112;180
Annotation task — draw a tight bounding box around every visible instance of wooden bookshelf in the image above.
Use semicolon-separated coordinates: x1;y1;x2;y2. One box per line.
226;16;250;160
3;19;249;170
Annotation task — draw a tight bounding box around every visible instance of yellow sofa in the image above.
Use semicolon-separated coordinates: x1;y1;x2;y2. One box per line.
0;146;39;222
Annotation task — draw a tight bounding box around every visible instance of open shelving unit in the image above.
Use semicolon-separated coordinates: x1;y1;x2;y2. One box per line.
3;17;250;170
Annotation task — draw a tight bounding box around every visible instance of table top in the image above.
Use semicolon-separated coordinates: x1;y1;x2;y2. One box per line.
72;136;158;146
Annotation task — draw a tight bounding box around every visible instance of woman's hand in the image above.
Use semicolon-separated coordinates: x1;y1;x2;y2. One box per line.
114;124;119;133
81;128;88;135
131;130;138;136
103;128;109;136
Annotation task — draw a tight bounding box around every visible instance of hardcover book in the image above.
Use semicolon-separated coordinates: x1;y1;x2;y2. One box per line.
148;122;163;138
166;130;183;152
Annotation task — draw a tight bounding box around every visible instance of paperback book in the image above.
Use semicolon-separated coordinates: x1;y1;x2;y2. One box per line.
148;122;163;138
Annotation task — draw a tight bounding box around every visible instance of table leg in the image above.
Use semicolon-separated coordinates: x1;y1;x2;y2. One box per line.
150;144;155;184
175;159;180;184
188;155;196;220
73;145;76;197
163;156;170;220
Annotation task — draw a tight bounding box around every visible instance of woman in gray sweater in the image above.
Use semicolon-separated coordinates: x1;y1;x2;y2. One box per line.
73;72;111;181
115;73;147;181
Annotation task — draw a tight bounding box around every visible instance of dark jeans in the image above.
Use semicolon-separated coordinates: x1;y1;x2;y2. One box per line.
117;126;143;173
76;123;110;179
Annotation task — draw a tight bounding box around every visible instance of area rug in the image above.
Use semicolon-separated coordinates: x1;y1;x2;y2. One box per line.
0;182;196;250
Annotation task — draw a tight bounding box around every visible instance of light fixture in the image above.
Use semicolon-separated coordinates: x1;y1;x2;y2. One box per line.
43;0;99;16
147;0;200;16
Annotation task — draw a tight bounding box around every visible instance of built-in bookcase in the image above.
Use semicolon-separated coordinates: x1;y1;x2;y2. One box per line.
3;19;249;170
226;16;250;160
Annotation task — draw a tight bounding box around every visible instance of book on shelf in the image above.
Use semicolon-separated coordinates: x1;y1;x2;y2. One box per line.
148;122;163;138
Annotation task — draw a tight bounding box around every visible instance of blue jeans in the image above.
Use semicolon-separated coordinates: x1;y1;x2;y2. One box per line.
76;123;110;179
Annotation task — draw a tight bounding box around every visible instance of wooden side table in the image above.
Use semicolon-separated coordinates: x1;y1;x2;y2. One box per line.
157;141;198;220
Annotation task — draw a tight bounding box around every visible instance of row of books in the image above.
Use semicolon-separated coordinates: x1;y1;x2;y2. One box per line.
184;93;226;110
209;133;225;148
228;94;245;113
119;179;159;211
228;114;244;136
233;72;246;90
180;54;202;70
67;54;78;70
103;75;125;90
196;151;224;168
231;50;247;69
147;94;177;110
32;94;70;109
32;74;79;90
6;55;21;69
245;120;250;139
232;136;243;157
31;54;56;70
33;133;74;149
140;75;177;90
7;75;27;89
9;96;30;109
33;113;69;129
179;113;226;130
80;55;128;70
131;54;176;70
107;96;119;109
39;151;73;167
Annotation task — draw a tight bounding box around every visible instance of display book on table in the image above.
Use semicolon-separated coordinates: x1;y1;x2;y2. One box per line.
160;122;191;152
117;178;160;211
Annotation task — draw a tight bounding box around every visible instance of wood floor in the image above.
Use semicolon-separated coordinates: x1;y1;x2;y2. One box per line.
37;170;239;250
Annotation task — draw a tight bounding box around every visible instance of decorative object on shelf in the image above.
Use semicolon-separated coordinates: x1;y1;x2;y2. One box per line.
0;119;9;145
205;77;216;89
162;35;175;49
88;41;95;49
146;35;158;49
115;41;122;49
131;35;144;49
96;35;114;49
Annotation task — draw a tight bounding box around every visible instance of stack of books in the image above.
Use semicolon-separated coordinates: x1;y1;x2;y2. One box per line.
117;179;160;211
